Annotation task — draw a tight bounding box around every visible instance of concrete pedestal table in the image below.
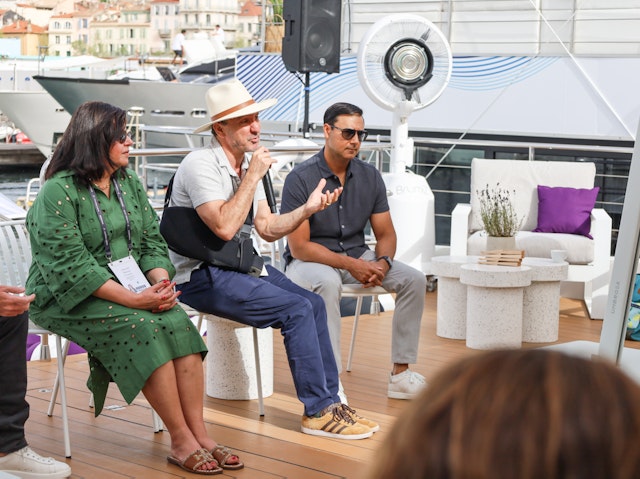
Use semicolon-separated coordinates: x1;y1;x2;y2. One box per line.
521;258;569;342
431;255;477;339
460;264;531;349
205;315;274;400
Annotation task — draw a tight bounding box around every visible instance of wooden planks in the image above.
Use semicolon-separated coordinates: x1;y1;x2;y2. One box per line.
24;292;638;479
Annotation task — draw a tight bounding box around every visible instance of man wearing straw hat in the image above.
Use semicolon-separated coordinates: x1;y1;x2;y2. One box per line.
166;79;378;440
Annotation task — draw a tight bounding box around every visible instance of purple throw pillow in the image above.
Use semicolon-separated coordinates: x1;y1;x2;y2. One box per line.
533;185;599;239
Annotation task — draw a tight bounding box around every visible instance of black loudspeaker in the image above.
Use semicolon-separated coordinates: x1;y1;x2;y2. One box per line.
281;0;341;74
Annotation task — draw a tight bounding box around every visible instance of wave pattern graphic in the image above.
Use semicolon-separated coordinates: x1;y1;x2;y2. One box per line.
448;56;558;90
237;54;360;123
237;54;558;122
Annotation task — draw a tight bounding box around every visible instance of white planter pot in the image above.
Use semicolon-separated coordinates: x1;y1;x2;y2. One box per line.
485;235;516;252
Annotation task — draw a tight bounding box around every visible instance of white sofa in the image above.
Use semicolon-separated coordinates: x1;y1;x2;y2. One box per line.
450;158;612;319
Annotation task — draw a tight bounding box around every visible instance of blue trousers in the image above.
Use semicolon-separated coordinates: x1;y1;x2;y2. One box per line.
0;313;29;454
178;264;340;416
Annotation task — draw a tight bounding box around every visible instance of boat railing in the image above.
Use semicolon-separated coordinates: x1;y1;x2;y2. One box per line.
130;131;633;251
131;136;392;206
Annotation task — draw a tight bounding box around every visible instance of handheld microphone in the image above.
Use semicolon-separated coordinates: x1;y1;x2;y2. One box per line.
262;171;278;213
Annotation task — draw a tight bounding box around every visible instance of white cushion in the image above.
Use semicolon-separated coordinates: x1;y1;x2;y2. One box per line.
467;230;594;264
469;159;596;232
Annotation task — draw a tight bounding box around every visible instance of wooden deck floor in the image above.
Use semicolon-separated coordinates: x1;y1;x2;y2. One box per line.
24;291;639;479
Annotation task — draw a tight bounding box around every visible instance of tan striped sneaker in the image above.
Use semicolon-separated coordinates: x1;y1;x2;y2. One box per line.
301;403;373;440
340;404;380;432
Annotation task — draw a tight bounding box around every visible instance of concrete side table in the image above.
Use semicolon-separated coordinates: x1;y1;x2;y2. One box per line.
460;264;531;350
205;315;274;400
431;255;478;339
521;257;569;342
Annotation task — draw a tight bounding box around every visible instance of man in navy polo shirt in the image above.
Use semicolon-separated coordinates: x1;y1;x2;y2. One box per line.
281;102;427;400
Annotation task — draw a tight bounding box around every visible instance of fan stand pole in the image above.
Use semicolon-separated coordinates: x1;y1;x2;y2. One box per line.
390;107;413;173
303;72;310;138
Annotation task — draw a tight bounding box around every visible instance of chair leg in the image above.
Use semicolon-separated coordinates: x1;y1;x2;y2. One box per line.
371;295;380;315
252;327;265;416
89;389;164;433
196;313;204;335
151;408;165;432
48;338;70;416
39;333;51;361
49;342;166;435
54;336;71;458
346;296;364;372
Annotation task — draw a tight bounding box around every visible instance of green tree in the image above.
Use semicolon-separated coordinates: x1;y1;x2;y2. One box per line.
270;0;283;20
71;40;87;55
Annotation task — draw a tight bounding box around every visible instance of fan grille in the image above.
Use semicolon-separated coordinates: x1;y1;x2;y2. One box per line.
358;15;452;112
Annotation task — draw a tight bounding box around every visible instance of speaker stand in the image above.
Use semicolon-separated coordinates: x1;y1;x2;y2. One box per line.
303;72;311;137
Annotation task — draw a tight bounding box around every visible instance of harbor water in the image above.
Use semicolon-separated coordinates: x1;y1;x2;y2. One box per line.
0;164;41;203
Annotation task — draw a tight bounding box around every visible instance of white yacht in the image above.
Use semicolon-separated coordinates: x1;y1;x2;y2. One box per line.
0;90;69;158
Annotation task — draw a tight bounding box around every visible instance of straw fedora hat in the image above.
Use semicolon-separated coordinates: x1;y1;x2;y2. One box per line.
193;79;278;134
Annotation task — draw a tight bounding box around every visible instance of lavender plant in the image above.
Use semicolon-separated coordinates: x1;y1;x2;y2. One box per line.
477;184;523;237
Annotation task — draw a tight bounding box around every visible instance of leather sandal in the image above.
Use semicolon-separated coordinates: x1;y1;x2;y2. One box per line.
210;445;244;470
167;448;222;475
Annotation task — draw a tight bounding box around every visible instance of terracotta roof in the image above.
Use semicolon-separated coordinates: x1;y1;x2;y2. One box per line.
240;0;261;17
2;20;47;34
74;2;106;14
121;4;151;12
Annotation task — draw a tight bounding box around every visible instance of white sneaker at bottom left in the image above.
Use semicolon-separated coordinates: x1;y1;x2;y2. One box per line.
0;446;71;479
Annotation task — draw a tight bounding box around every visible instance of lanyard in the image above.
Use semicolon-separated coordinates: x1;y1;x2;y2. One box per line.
88;178;132;262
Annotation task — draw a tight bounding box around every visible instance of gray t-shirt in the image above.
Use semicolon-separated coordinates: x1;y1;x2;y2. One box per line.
168;137;266;284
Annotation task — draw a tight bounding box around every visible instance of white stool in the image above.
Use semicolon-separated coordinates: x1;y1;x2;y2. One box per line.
460;264;531;350
521;257;569;342
205;316;274;401
431;255;477;339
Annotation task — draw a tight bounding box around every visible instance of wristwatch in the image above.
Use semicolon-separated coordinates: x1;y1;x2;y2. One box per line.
376;255;393;269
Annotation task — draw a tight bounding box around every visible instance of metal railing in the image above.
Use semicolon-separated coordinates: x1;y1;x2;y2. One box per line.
130;130;634;252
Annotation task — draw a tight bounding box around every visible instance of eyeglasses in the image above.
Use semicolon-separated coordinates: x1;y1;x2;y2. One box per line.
330;125;368;142
117;132;132;144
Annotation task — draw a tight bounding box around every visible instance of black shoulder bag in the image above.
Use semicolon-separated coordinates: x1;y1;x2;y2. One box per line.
160;174;264;277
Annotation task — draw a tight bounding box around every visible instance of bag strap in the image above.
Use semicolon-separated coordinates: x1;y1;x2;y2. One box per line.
164;174;175;209
164;173;253;234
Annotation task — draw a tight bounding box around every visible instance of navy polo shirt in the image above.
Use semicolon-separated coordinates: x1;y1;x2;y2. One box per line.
280;148;389;264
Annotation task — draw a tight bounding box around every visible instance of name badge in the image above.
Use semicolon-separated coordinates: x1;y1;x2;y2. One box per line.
108;255;151;293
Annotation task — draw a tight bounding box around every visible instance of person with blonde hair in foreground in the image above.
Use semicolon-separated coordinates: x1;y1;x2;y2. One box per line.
368;349;640;479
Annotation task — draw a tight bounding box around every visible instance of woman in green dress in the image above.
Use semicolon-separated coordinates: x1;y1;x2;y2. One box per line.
25;101;242;475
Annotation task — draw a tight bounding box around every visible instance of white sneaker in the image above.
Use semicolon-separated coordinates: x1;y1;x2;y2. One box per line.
0;446;71;479
388;369;426;399
338;379;348;405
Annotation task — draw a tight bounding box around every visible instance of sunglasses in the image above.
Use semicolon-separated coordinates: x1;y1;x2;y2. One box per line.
330;125;368;142
117;132;132;144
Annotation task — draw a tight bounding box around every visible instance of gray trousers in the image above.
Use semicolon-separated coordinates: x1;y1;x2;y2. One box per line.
0;313;29;454
286;249;426;373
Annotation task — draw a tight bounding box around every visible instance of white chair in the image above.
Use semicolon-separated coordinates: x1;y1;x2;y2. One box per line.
0;219;71;458
341;283;388;372
450;158;612;319
272;238;389;372
86;392;164;432
0;219;164;459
